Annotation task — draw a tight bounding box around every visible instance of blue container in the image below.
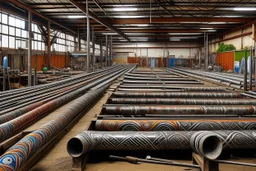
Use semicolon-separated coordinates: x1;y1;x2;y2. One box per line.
168;58;176;67
3;56;8;69
151;58;155;68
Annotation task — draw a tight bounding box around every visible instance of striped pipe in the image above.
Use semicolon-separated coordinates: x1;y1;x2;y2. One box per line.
95;119;256;131
110;98;256;105
0;67;130;142
103;105;256;115
67;130;256;157
113;92;241;98
0;85;108;171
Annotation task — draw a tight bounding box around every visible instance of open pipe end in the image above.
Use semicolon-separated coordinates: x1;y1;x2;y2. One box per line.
191;132;223;160
201;135;223;160
67;137;84;157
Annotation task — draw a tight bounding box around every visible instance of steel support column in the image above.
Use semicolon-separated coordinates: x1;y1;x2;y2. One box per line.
86;0;90;72
205;33;209;69
28;11;32;87
105;34;108;67
250;46;253;90
78;29;81;51
92;26;95;71
100;37;103;68
244;50;248;91
110;35;113;66
47;21;51;70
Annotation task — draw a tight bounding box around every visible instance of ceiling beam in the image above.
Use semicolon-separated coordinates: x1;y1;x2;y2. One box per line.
68;0;129;41
5;0;76;35
112;17;252;24
96;29;219;33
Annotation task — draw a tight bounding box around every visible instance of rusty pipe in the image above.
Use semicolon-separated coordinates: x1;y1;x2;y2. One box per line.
113;92;241;98
110;98;256;105
103;105;256;115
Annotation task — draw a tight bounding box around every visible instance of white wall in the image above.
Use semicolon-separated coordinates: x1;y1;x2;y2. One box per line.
113;42;199;59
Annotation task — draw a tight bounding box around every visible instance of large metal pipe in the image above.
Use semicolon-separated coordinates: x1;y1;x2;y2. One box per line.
110;98;256;105
103;105;256;115
67;130;256;157
0;85;109;171
113;92;241;98
95;119;256;131
119;85;227;91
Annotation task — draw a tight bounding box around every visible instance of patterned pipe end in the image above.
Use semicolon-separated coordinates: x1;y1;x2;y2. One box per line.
190;131;223;160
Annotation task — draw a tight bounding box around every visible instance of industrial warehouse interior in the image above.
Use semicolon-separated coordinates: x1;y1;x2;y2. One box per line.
3;1;256;171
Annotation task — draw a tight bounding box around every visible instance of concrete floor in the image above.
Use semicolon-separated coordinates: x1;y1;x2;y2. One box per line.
26;68;255;171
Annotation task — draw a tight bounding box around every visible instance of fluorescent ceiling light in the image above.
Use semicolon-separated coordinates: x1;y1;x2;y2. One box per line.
102;33;118;35
200;28;214;29
120;27;145;29
130;24;149;27
174;37;198;39
112;5;136;7
68;15;86;19
113;16;145;18
208;30;217;32
234;7;256;11
168;33;202;35
208;22;227;24
113;8;137;11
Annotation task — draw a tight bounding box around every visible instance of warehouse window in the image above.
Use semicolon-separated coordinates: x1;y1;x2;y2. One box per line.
2;35;8;47
9;16;15;27
2;14;7;24
9;36;15;48
0;12;74;51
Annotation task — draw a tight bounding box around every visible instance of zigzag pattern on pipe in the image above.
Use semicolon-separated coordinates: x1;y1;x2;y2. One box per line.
103;105;256;115
0;85;108;171
67;130;256;157
95;119;256;131
113;92;241;98
110;98;256;105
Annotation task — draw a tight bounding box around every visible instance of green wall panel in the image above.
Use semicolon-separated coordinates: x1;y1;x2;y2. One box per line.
234;50;250;61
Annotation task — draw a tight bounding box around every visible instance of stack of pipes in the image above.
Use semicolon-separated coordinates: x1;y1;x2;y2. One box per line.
0;65;136;170
66;67;256;163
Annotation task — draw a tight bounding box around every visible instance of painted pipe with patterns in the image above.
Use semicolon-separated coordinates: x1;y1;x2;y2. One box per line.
67;130;256;158
103;105;256;115
113;92;241;98
95;119;256;131
110;98;256;105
